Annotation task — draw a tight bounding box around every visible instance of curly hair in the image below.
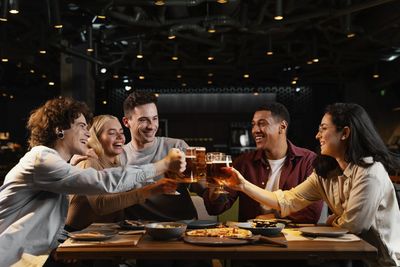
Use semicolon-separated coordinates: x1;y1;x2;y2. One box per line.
123;91;157;118
87;115;121;165
27;97;92;149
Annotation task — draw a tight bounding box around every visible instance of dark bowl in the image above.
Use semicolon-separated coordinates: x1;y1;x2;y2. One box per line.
237;222;285;236
145;222;187;240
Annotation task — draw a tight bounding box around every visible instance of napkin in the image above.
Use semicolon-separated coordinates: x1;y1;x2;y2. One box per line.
59;234;142;247
282;229;360;242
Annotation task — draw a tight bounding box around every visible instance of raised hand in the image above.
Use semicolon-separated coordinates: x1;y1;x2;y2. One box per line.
165;148;186;174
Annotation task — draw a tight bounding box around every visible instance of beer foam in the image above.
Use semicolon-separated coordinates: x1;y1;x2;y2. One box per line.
212;160;232;164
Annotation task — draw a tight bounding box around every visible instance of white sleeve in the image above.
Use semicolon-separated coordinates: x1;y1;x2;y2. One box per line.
32;148;155;195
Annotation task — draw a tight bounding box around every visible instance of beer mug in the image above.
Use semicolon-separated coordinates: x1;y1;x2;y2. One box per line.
178;147;197;183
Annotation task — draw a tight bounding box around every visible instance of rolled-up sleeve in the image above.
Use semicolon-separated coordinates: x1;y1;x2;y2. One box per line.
274;172;322;218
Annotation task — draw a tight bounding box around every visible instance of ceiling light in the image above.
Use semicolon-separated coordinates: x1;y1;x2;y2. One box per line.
208;25;216;33
113;74;119;79
124;85;132;91
41;74;47;79
208;73;213;77
102;100;107;105
372;65;379;78
48;0;63;29
136;41;143;59
0;0;8;21
139;75;145;80
30;69;35;73
312;58;319;63
177;74;182;79
347;33;355;38
100;67;107;74
291;80;297;85
266;35;273;56
168;30;176;40
182;82;187;87
207;80;212;85
39;50;47;54
171;44;178;61
123;78;129;83
274;0;283;20
154;0;165;5
216;0;228;3
295;87;301;92
207;55;214;61
307;60;313;65
155;93;160;97
9;0;18;14
243;73;250;78
48;81;55;86
382;54;400;62
1;58;8;62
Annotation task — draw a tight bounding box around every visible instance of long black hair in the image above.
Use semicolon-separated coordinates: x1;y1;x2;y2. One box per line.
314;103;400;177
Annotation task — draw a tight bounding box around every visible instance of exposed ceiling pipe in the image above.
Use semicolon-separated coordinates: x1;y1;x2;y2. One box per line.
259;0;397;29
113;0;239;7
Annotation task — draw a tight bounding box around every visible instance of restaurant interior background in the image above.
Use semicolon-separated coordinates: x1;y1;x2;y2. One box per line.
1;0;400;182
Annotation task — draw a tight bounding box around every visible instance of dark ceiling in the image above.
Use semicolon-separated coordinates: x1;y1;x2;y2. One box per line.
1;0;400;92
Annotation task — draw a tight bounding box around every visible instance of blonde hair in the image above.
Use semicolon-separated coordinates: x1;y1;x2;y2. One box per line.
88;115;122;165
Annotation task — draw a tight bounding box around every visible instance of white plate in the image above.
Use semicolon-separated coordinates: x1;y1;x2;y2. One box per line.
69;229;118;241
298;226;348;237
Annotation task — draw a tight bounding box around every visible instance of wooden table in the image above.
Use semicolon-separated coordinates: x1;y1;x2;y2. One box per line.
56;234;377;265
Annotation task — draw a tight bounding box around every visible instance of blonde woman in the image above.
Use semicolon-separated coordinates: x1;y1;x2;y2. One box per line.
65;115;177;231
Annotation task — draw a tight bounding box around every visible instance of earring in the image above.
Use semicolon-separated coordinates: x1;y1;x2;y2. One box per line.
56;129;64;139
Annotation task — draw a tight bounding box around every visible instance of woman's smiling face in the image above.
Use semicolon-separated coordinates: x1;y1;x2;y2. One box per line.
316;113;346;159
98;118;125;158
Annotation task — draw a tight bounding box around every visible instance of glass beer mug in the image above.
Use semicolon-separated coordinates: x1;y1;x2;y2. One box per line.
178;147;198;183
206;152;232;194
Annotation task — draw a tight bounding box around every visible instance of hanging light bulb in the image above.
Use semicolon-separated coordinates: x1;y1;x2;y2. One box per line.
0;0;8;21
171;43;178;61
9;0;19;14
136;41;143;59
274;0;283;21
86;26;94;52
266;35;273;56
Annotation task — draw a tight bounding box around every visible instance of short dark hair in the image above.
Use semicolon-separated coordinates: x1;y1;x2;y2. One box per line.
314;103;400;177
256;102;291;127
27;97;92;149
123;91;157;117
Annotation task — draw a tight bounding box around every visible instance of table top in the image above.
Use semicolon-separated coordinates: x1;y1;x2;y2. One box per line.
56;233;377;262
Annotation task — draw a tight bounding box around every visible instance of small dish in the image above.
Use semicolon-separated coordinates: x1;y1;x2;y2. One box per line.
298;226;349;237
69;229;118;241
237;222;285;236
145;222;187;240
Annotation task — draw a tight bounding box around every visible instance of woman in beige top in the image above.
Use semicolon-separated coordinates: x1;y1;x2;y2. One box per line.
65;115;177;231
227;103;400;267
